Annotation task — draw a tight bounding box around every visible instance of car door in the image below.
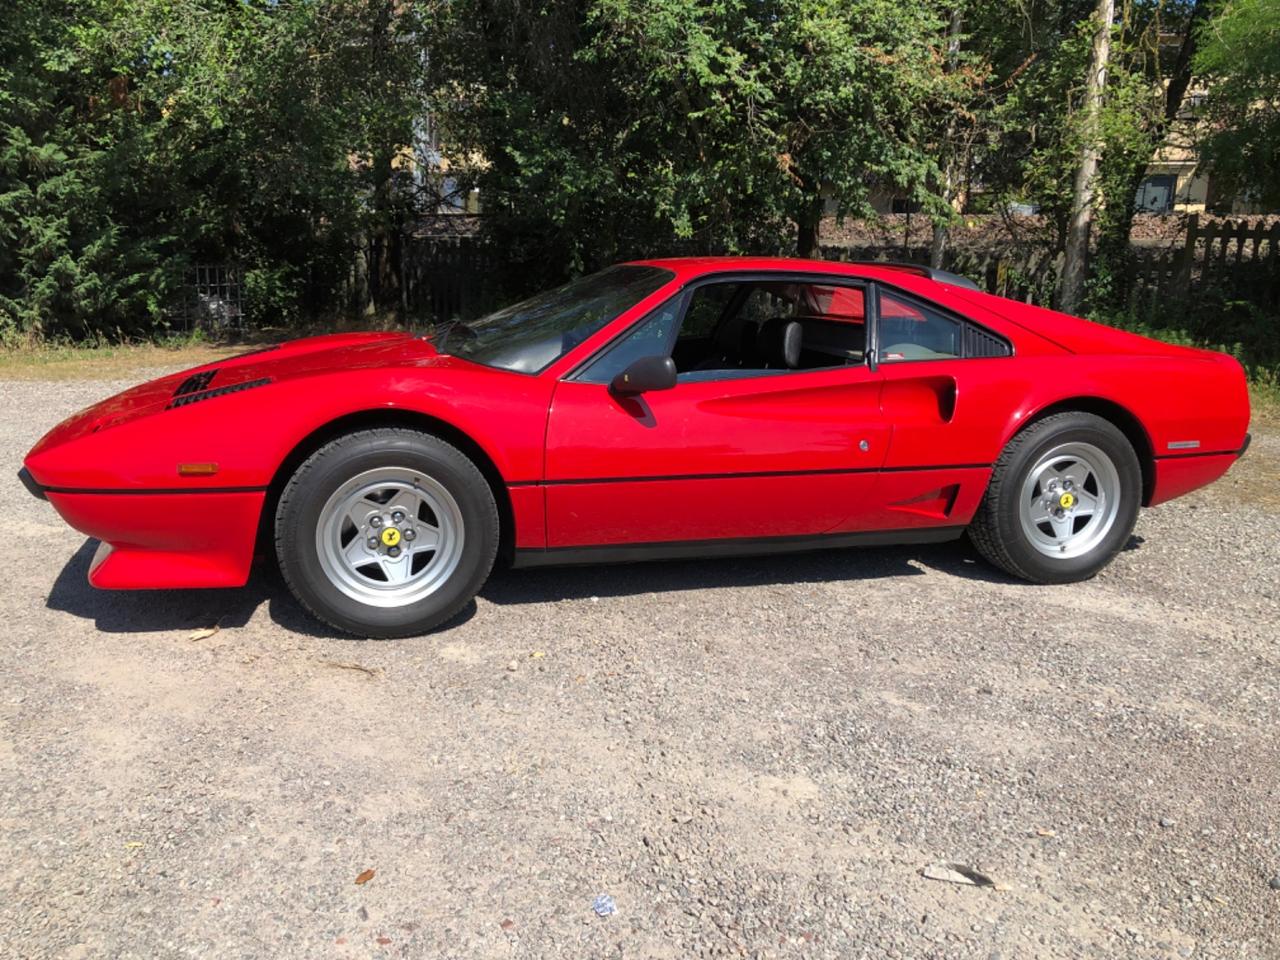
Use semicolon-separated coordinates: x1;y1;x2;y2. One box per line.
542;277;890;548
861;284;1017;531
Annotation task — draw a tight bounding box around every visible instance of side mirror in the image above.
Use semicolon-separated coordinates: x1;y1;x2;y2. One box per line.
610;355;677;396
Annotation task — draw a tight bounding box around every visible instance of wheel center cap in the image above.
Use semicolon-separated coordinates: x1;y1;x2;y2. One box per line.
380;527;402;547
1058;492;1075;510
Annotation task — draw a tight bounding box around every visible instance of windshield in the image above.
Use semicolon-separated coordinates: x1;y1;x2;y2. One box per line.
438;265;674;373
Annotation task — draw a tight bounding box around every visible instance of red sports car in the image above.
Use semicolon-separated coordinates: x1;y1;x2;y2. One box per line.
20;258;1251;637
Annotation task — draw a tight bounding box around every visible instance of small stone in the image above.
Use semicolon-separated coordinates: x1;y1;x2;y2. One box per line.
1268;875;1280;891
506;660;518;672
1159;817;1176;828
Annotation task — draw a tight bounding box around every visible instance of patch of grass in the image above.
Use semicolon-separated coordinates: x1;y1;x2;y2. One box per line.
1250;382;1280;429
0;330;288;381
0;315;414;382
0;340;239;381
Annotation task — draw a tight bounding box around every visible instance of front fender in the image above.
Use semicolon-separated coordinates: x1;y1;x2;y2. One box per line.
25;363;555;492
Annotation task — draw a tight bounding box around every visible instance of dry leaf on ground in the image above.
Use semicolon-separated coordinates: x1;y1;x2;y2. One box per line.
319;660;379;678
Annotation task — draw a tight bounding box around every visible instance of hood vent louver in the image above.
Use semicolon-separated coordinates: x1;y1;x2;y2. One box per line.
166;377;272;409
173;369;218;397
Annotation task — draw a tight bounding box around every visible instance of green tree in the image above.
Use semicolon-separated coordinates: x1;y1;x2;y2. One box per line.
1;0;427;339
962;0;1098;241
1089;0;1213;308
0;0;172;339
953;1;1212;309
425;0;962;284
1194;0;1280;208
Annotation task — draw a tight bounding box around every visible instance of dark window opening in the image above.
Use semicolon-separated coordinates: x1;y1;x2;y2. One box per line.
578;279;869;384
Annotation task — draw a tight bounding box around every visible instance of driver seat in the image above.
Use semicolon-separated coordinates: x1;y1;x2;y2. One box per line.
755;317;803;369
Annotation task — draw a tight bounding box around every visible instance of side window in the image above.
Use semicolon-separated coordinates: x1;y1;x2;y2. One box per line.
576;298;682;384
739;287;788;324
877;291;962;362
679;284;736;342
809;285;865;322
577;278;870;385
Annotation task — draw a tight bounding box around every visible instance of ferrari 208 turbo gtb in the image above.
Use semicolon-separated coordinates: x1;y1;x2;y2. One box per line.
20;258;1251;637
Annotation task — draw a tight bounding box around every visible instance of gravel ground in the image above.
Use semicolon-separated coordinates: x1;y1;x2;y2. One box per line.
2;376;1278;960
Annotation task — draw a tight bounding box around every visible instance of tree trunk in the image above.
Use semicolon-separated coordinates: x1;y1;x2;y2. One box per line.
930;6;965;270
1094;0;1211;300
796;190;824;258
367;1;403;316
1059;0;1115;314
367;150;403;315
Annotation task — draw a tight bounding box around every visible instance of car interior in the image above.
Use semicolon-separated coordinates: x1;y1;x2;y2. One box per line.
577;276;995;386
671;281;869;381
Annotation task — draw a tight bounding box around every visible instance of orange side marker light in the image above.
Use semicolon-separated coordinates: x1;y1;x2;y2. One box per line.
177;462;219;477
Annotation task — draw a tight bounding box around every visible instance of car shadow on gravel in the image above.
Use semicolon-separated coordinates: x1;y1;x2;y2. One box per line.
481;530;1144;605
481;537;1029;604
47;538;482;638
46;532;1145;635
43;538;366;638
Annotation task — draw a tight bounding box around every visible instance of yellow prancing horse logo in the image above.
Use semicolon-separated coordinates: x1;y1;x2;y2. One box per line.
1058;492;1076;510
380;527;402;547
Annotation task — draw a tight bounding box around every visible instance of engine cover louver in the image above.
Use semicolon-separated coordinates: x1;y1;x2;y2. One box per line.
173;369;217;396
166;377;272;409
963;324;1012;359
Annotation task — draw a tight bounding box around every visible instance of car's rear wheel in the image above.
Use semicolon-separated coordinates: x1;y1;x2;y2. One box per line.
275;428;498;637
968;412;1141;583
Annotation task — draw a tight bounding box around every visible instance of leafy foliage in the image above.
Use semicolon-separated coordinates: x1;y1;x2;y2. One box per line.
1;0;1277;341
425;0;965;282
1;0;425;340
1194;0;1280;207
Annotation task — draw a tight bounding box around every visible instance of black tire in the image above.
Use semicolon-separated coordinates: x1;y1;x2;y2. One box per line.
275;428;499;637
968;411;1141;584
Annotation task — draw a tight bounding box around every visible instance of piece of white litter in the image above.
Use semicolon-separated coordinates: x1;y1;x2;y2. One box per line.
919;862;996;887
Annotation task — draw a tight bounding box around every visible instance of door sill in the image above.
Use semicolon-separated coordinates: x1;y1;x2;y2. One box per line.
512;526;965;568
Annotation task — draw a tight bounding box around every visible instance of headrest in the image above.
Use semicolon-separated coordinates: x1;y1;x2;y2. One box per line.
757;317;802;369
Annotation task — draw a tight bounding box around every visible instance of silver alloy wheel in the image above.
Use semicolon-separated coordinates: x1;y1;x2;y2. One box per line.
315;467;465;607
1018;441;1122;560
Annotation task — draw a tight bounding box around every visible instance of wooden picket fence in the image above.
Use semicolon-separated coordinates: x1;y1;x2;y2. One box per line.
820;244;1063;306
398;216;1279;327
825;216;1280;318
1128;215;1280;319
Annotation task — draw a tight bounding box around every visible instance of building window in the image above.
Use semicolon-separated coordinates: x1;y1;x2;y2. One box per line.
1135;175;1177;213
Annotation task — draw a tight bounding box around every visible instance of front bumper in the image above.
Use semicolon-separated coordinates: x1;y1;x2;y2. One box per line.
44;489;264;589
18;467;46;501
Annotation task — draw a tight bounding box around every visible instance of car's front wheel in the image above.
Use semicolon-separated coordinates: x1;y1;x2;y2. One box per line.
275;427;499;637
968;411;1141;584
